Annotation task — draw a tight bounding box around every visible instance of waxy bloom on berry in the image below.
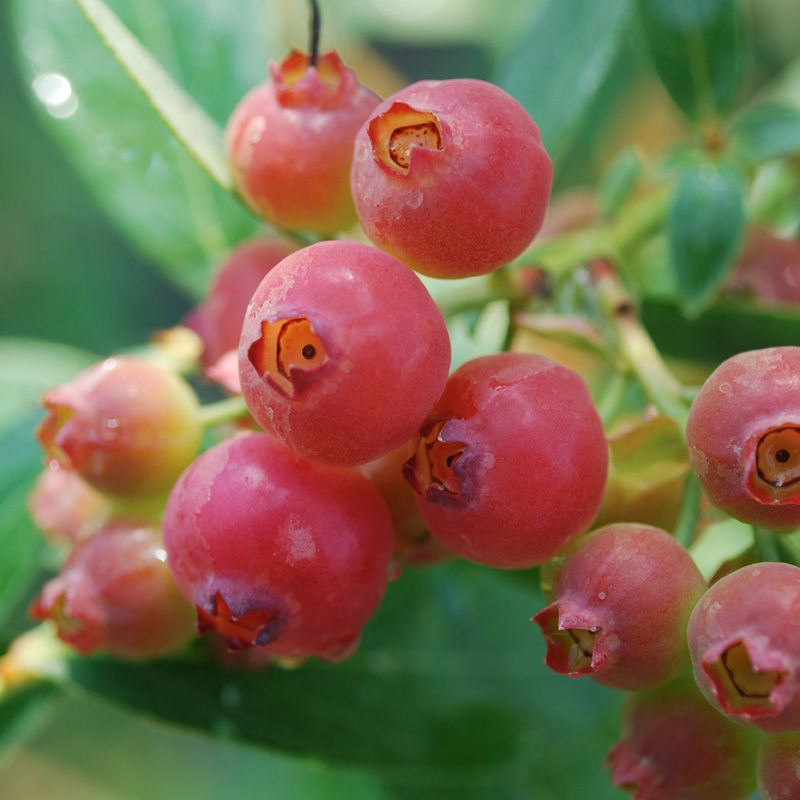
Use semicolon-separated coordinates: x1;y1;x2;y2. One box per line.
534;524;705;690
405;353;607;568
239;241;450;466
163;433;394;660
31;520;195;659
688;562;800;733
37;357;202;498
687;346;800;529
227;50;379;234
351;78;552;278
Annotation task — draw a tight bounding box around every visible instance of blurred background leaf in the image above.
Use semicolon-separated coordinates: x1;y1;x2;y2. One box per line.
730;103;800;164
497;0;633;166
636;0;745;121
667;163;746;314
9;0;272;298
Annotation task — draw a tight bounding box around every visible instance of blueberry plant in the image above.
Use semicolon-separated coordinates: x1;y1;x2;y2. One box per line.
3;0;800;797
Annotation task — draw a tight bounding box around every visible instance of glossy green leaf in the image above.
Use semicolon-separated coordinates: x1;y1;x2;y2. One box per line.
72;0;231;191
10;0;276;298
730;104;800;164
496;0;632;163
636;0;744;121
667;163;746;314
68;563;625;799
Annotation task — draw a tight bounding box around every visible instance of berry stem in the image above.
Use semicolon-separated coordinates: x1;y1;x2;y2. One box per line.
308;0;321;66
589;259;690;430
753;527;781;563
199;396;250;428
674;472;701;547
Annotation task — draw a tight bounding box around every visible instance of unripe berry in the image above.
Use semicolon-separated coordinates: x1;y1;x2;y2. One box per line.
30;520;195;659
163;433;394;660
37;357;202;498
534;524;706;690
758;731;800;800
607;679;758;800
687;346;800;529
688;562;800;733
350;78;552;278
405;353;608;568
239;241;451;466
28;462;109;545
186;237;296;368
227;50;379;234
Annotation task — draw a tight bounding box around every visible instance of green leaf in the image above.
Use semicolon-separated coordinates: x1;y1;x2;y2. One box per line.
72;0;230;191
636;0;745;121
667;163;746;314
448;301;510;371
0;417;48;632
690;518;753;581
730;104;800;164
10;0;275;297
496;0;632;164
643;298;800;363
598;148;643;218
68;563;625;798
0;682;60;768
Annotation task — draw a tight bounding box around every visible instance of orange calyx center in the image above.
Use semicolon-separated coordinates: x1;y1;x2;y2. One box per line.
37;401;75;466
368;102;443;174
197;591;281;651
756;426;800;498
278;49;344;89
248;317;328;397
404;418;466;503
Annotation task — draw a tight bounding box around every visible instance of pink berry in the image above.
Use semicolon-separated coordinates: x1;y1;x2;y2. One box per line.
534;524;706;690
163;432;394;660
38;357;202;498
239;241;451;466
607;679;758;800
186;237;296;368
30;520;195;659
227;50;379;234
28;462;109;545
758;731;800;800
404;353;608;568
727;229;800;307
688;561;800;733
350;78;552;278
687;346;800;529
